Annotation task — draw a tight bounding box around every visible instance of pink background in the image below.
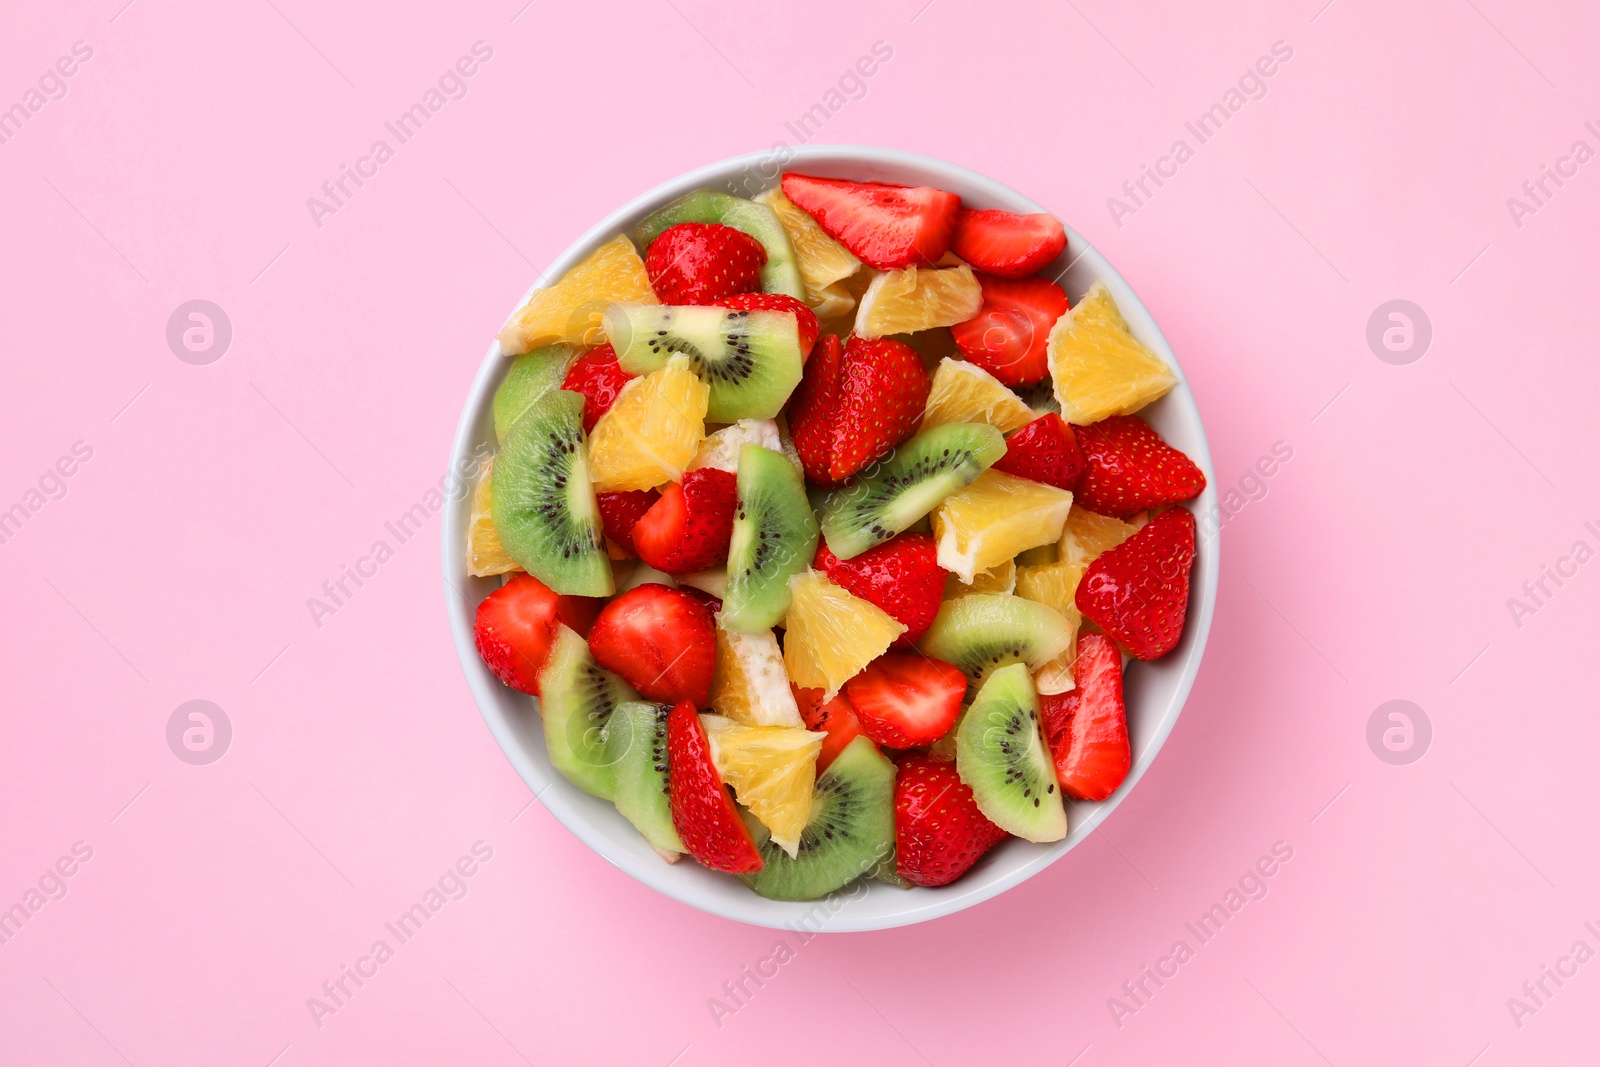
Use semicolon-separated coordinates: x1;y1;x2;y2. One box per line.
3;0;1596;1063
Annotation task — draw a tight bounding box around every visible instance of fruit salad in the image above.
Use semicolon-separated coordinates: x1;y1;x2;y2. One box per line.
469;171;1205;900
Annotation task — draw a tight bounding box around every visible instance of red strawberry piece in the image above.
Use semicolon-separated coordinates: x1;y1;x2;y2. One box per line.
666;701;764;874
1074;415;1207;518
792;685;867;772
992;413;1085;491
1075;508;1196;660
595;489;659;557
830;336;930;482
588;584;717;704
473;574;599;694
843;652;967;749
781;173;960;271
629;468;737;574
712;292;820;359
645;222;766;305
785;332;845;485
949;209;1068;278
674;584;722;621
949;274;1068;387
1039;633;1129;801
813;533;945;648
561;344;635;434
893;753;1008;887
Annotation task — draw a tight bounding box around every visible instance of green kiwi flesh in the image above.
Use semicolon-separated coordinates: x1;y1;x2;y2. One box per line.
493;343;579;443
604;701;684;854
955;662;1065;842
537;624;638;800
917;592;1072;693
604;304;803;422
721;444;819;632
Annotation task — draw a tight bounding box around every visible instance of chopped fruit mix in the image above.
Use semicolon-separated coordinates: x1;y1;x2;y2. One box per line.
472;169;1207;898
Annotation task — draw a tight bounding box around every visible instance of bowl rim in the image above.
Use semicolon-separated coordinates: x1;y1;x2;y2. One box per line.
443;144;1219;931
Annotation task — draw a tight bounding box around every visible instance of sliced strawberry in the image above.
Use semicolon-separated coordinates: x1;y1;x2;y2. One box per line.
561;344;635;434
1075;508;1196;660
785;332;845;485
949;209;1068;278
674;584;722;621
992;413;1085;491
474;574;598;694
949;274;1068;387
781;173;959;271
667;701;764;874
831;336;930;482
712;292;820;359
1074;416;1207;518
595;489;658;557
645;222;766;305
588;584;717;704
893;753;1008;887
1039;633;1129;801
629;468;737;574
793;685;867;772
813;533;945;648
843;652;966;749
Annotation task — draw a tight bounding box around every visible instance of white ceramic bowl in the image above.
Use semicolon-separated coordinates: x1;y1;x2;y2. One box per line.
444;146;1217;931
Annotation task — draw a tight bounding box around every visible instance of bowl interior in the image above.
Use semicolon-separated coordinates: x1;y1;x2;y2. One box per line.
443;146;1218;931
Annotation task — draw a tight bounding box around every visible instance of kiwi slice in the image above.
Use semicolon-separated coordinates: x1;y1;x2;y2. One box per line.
741;736;895;901
537;625;638;800
918;592;1073;693
493;343;579;443
818;422;1006;560
956;662;1065;842
635;190;804;299
604;304;803;422
1014;378;1061;416
721;444;819;632
604;701;684;854
491;390;614;597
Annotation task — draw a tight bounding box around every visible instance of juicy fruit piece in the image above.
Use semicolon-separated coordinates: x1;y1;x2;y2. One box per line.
1076;507;1196;660
537;624;639;799
813;533;945;649
853;264;983;339
992;413;1085;491
702;714;822;856
596;489;658;558
920;357;1035;434
931;468;1074;583
586;355;709;492
956;662;1066;842
493;344;579;442
782;570;906;697
894;753;1009;887
667;702;764;874
1059;505;1141;577
688;418;782;474
712;293;820;359
1047;280;1177;424
466;456;517;577
755;186;861;304
722;444;819;632
491;390;614;597
561;344;636;434
947;558;1016;598
950;275;1069;387
631;468;738;574
918;592;1073;691
794;686;866;772
818;422;1006;560
588;584;718;705
1074;415;1207;518
1039;633;1129;801
499;234;656;354
635;189;804;299
606;701;685;854
474;573;593;693
949;209;1068;278
645;222;767;305
1014;562;1082;695
604;304;803;423
710;623;804;727
788;334;931;485
843;652;967;749
741;735;895;900
781;173;960;271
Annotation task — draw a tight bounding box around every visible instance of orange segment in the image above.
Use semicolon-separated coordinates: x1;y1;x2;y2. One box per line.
1047;280;1176;424
587;355;709;491
756;188;861;308
854;265;984;339
782;570;905;697
498;235;656;355
931;469;1073;583
710;622;804;728
1058;505;1142;584
701;714;823;856
945;559;1016;599
920;357;1034;434
465;456;519;577
1015;562;1083;694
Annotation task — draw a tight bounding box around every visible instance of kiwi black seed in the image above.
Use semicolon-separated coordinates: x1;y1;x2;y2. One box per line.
954;663;1066;843
604;304;803;422
917;592;1073;694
